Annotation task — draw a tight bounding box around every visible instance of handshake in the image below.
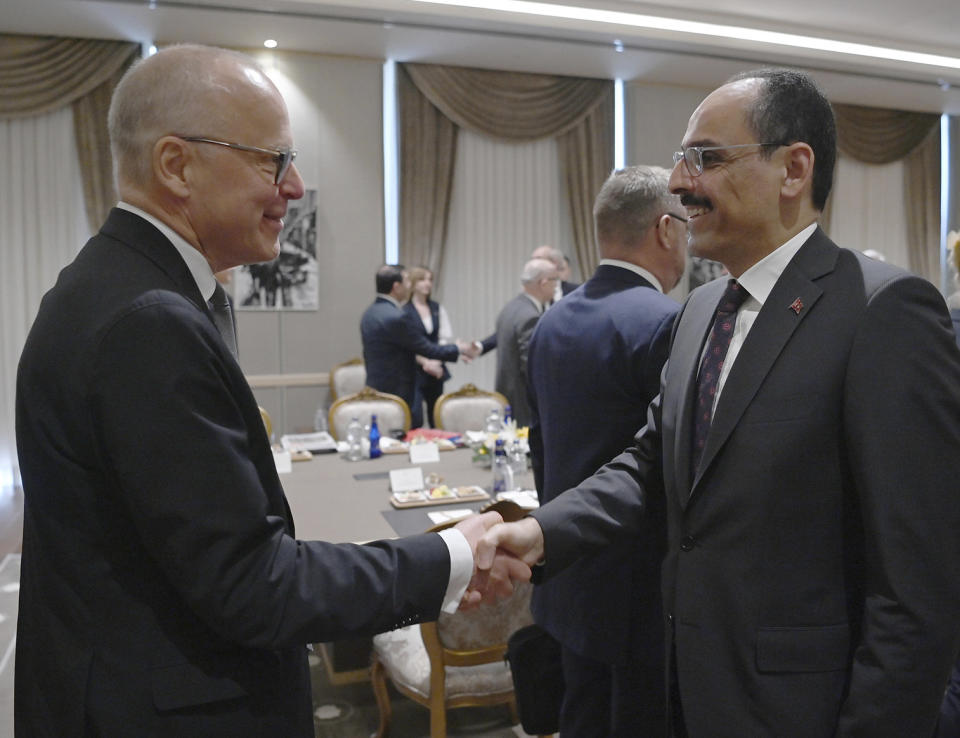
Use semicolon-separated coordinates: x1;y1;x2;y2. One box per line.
451;509;546;609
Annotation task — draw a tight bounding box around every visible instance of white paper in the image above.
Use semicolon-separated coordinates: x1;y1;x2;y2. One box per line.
409;442;440;464
389;466;425;492
272;449;293;475
427;509;473;524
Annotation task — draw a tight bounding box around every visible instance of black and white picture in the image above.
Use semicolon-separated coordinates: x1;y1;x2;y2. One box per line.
234;189;319;310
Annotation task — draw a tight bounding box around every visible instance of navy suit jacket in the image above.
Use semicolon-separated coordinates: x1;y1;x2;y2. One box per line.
15;209;451;737
360;296;459;424
531;229;960;737
527;265;677;665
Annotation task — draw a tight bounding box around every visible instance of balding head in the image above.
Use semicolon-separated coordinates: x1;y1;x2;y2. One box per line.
108;44;280;191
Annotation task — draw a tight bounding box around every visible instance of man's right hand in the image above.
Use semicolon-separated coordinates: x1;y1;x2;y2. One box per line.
462;517;544;607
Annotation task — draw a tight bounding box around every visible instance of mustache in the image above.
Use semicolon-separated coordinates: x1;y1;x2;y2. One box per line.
680;194;711;209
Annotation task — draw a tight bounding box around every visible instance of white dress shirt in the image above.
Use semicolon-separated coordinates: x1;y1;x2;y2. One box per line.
710;223;817;417
116;202;474;612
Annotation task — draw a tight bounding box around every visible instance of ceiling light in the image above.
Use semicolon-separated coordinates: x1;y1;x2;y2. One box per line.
264;39;278;49
411;0;960;72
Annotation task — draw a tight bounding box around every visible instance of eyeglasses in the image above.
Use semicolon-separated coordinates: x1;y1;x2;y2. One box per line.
665;212;688;223
178;136;297;185
672;143;782;177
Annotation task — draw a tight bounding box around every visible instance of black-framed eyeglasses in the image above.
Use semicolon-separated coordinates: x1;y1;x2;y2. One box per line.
672;143;782;177
665;212;688;223
178;136;297;185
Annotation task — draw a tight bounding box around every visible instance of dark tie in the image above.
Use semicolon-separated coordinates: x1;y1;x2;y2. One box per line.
691;279;748;473
209;282;238;359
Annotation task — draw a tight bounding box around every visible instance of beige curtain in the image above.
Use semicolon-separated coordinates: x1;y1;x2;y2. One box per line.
831;103;941;282
0;34;139;230
398;62;613;277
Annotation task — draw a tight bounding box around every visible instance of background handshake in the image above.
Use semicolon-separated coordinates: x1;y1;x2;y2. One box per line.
452;510;546;609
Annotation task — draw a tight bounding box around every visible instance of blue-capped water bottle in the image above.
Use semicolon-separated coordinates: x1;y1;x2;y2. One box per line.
368;414;382;459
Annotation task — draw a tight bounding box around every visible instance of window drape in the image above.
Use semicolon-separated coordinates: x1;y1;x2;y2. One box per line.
827;103;941;284
0;34;139;231
398;62;613;279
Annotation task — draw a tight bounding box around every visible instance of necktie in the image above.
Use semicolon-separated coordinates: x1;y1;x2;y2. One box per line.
209;282;239;359
691;279;747;473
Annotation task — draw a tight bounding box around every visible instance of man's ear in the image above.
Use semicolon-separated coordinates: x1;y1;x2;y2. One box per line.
153;136;192;198
781;142;814;200
656;213;675;251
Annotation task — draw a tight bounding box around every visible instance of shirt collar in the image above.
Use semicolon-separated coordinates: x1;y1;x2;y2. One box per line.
598;258;664;293
117;201;217;302
379;293;403;309
736;223;818;307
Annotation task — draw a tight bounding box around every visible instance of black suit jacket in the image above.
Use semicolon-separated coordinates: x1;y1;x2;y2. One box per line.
15;209;451;737
402;299;452;388
527;265;677;666
531;229;960;737
360;297;458;426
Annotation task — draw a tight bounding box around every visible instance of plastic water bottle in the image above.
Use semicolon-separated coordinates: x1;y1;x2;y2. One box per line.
492;439;513;493
368;414;382;459
484;407;501;434
508;439;527;482
314;405;328;432
345;417;364;461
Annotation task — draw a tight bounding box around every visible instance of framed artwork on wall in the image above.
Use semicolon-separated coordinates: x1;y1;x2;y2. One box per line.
234;189;319;310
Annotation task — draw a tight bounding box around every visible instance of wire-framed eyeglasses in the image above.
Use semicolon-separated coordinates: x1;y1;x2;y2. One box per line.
672;143;782;177
178;136;297;185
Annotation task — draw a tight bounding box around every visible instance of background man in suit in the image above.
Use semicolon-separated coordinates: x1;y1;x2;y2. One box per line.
14;44;523;737
532;244;579;299
526;165;687;736
360;263;475;428
476;68;960;737
493;257;557;427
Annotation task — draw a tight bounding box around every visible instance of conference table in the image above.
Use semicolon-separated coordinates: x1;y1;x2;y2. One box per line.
279;444;533;680
280;445;521;543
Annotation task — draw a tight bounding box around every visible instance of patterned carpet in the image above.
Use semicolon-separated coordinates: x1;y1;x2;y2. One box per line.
0;554;528;738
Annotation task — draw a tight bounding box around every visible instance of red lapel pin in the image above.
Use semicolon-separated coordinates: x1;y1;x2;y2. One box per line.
789;298;804;315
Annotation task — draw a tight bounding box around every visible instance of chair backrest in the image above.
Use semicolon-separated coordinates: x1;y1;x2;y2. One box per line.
327;386;411;440
329;357;366;403
258;405;273;439
433;383;509;433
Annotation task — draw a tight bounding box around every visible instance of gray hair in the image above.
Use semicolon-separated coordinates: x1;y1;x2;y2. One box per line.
593;166;680;246
108;44;266;188
520;258;555;284
531;245;564;268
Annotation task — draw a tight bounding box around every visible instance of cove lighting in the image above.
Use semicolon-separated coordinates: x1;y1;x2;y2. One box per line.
410;0;960;72
264;39;278;49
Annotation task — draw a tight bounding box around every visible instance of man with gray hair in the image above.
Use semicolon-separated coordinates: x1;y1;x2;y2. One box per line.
493;257;558;427
532;244;580;299
526;165;687;736
14;44;521;737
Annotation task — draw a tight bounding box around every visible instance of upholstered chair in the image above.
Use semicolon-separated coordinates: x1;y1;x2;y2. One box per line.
433;384;508;433
327;387;410;440
329;357;366;402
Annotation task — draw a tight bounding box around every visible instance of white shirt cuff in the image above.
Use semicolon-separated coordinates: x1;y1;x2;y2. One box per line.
437;528;473;614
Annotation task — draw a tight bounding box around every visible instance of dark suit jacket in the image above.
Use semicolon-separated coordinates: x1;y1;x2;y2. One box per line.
560;279;580;296
494;292;542;427
951;307;960;349
531;228;960;737
15;209;451;737
527;265;677;666
361;297;459;426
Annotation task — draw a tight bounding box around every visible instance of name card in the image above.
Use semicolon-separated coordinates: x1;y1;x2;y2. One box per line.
272;449;293;475
389;466;425;493
409;442;440;465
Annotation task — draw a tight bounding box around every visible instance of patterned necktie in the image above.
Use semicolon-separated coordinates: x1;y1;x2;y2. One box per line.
691;279;748;473
209;282;239;359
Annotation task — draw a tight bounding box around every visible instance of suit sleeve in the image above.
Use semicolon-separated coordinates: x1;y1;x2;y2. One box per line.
526;324;545;500
397;310;459;362
89;297;451;648
516;310;539;381
837;276;960;736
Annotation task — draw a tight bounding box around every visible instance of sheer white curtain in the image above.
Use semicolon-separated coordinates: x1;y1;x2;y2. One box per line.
0;105;90;491
438;129;573;394
828;153;910;270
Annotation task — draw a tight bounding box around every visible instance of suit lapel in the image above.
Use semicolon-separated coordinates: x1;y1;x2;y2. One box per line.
685;229;838;503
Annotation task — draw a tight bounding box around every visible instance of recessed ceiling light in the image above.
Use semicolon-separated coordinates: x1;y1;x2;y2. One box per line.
264;39;278;49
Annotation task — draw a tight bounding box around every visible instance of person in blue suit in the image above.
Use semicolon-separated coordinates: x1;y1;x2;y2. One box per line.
360;264;473;428
526;165;688;736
